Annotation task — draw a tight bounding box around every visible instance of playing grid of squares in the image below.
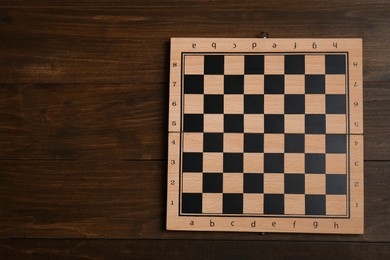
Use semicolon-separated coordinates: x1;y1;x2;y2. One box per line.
181;53;348;216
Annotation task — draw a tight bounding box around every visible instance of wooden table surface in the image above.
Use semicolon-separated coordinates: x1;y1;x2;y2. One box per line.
0;0;389;259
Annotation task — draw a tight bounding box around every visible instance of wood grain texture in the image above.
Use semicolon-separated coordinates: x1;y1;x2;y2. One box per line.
0;3;389;84
0;82;388;160
0;239;389;260
0;0;389;257
0;160;388;241
0;83;167;160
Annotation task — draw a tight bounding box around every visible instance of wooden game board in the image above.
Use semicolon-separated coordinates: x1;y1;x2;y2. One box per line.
167;38;363;234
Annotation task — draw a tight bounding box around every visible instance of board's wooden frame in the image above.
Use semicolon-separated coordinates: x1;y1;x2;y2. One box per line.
167;38;363;234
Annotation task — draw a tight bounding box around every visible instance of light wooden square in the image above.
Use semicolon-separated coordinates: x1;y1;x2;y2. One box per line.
184;94;204;114
244;114;264;133
204;114;224;132
224;55;244;74
264;173;284;194
264;134;284;153
305;55;325;74
326;195;347;215
224;95;244;114
305;94;325;114
244;75;264;94
284;194;305;214
183;133;203;152
243;194;264;214
326;154;347;174
326;75;346;94
285;75;305;94
182;172;202;193
264;94;284;114
264;55;284;74
284;153;304;173
223;173;243;193
202;193;223;214
305;134;325;153
285;114;305;133
203;153;223;172
224;133;244;153
204;75;224;94
326;115;347;134
184;55;204;74
305;174;326;194
244;153;263;173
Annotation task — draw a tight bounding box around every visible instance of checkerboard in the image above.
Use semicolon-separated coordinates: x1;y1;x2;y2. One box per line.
167;38;363;234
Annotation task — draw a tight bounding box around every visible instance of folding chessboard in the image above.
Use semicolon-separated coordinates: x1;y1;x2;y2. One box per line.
167;38;363;234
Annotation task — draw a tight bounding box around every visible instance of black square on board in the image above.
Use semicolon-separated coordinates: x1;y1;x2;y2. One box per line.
264;153;284;173
285;174;305;194
244;55;264;74
285;134;305;153
224;114;244;133
203;173;223;193
285;95;305;114
326;174;347;194
326;55;346;74
264;114;284;133
184;114;204;132
244;95;264;114
183;152;203;172
264;75;284;94
204;55;224;75
326;135;347;153
223;153;243;172
244;173;264;193
285;55;305;74
305;114;325;134
264;194;284;214
326;94;346;114
305;75;325;94
224;75;244;94
305;195;326;215
204;95;224;114
182;193;202;213
184;75;204;94
244;133;264;153
223;193;243;214
305;153;325;174
203;133;223;152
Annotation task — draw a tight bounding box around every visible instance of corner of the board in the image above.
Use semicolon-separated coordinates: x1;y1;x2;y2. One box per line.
357;38;363;47
353;38;363;49
165;220;174;231
170;37;182;45
170;38;178;48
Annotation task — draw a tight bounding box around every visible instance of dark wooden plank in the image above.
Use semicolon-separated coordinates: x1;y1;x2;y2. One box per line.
0;0;387;6
0;4;389;84
0;81;388;160
0;160;388;241
0;239;389;260
364;81;390;160
0;83;167;160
